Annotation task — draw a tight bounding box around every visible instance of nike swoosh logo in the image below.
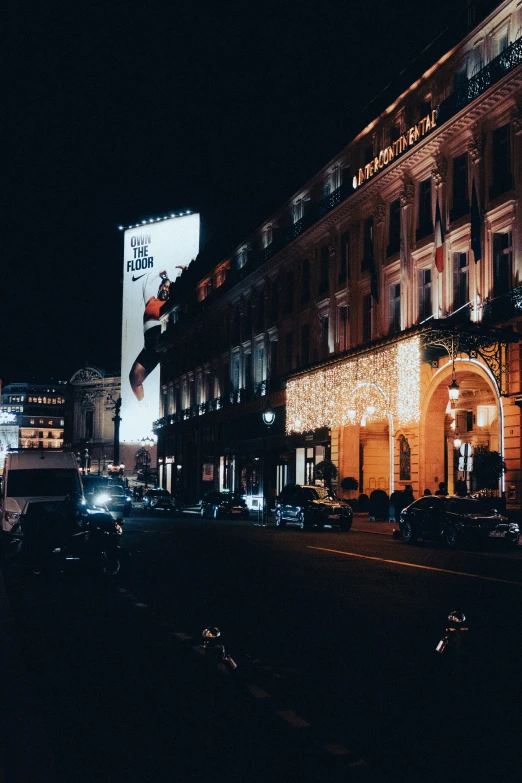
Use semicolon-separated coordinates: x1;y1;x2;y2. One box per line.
132;273;147;281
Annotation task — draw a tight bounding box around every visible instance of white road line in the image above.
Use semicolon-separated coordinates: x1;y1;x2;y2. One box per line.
134;602;148;608
246;683;271;699
171;632;193;641
276;710;311;728
308;546;522;586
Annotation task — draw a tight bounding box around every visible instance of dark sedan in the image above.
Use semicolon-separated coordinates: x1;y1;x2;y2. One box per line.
275;484;353;531
200;491;249;520
142;488;177;514
399;495;520;549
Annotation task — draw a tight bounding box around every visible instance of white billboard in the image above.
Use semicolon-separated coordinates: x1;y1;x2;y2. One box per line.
120;213;200;443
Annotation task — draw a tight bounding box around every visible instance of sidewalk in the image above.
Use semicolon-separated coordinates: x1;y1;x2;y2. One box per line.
350;512;398;536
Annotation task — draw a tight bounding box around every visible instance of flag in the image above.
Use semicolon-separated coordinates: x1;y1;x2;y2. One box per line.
471;175;482;264
434;196;445;273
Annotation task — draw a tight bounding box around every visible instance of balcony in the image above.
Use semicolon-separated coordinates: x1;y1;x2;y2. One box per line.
482;286;522;325
438;35;522;124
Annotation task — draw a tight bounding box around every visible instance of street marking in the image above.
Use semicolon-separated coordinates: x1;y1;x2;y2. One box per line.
276;710;311;728
308;546;522;586
247;683;271;699
172;632;193;641
323;744;352;756
134;602;148;608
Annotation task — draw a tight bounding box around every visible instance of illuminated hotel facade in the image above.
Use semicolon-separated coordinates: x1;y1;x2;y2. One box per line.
154;0;522;511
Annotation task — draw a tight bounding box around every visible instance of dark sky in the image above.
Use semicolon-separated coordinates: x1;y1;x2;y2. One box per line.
6;0;465;383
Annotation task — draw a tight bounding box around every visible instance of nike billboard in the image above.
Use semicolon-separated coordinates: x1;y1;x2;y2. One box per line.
120;214;200;443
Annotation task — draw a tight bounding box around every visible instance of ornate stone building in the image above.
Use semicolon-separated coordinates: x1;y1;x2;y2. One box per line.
68;367;121;474
154;0;522;511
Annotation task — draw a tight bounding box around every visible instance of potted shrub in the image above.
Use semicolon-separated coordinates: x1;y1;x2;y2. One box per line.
314;459;338;488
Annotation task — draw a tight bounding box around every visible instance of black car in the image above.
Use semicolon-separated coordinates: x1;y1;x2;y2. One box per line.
275;484;353;531
142;488;177;513
399;495;520;549
83;479;132;517
200;491;249;519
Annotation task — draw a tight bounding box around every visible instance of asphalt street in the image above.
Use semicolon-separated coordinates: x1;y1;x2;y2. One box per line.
2;511;522;783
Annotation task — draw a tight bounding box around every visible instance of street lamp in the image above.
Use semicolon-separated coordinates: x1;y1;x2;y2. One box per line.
261;407;275;524
140;435;154;487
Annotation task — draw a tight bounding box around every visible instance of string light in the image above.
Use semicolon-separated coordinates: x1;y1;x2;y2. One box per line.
286;336;421;433
117;211;194;232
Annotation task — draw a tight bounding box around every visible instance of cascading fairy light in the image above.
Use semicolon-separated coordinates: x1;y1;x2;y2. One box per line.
286;336;421;433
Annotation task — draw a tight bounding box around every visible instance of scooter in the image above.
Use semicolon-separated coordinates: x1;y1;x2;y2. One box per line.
11;494;124;577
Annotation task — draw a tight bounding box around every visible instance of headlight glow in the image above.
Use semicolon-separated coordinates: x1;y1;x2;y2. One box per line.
95;493;110;505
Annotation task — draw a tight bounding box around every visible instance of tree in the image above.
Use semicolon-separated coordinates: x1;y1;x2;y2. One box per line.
472;447;506;492
340;476;359;497
314;459;338;488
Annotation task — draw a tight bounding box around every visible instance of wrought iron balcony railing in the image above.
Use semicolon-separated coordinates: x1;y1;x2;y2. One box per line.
482;286;522;325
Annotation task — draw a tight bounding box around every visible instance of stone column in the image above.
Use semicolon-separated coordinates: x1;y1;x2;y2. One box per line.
399;177;415;328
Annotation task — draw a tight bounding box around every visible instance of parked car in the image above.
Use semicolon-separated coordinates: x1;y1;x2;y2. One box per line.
142;488;177;514
200;491;249;519
399;495;520;549
275;484;353;531
90;484;132;517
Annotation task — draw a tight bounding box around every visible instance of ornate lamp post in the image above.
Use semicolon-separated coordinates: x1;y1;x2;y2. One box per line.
261;408;275;523
140;435;154;487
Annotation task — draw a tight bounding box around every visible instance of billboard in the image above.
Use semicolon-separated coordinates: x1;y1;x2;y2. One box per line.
120;214;200;443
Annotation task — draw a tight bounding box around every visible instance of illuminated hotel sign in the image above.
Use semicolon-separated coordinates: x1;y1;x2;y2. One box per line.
352;110;438;189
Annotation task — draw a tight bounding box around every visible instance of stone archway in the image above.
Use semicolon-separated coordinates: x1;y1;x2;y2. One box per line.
420;361;501;495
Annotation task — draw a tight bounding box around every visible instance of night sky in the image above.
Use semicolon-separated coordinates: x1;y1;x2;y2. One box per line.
6;0;465;384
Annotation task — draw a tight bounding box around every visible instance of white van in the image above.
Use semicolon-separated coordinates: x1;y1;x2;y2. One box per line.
0;450;83;538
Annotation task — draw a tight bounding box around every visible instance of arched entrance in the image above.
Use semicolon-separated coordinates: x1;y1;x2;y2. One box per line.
420;360;501;495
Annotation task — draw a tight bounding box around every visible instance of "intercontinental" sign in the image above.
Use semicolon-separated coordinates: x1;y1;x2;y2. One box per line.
353;109;438;189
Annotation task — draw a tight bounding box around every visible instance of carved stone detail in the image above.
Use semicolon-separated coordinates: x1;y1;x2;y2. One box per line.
468;126;483;163
431;157;448;186
400;183;415;208
71;367;103;384
512;106;522;136
374;201;387;224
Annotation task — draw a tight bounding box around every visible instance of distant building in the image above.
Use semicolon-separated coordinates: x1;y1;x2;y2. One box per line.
1;381;67;451
67;367;121;474
154;0;522;508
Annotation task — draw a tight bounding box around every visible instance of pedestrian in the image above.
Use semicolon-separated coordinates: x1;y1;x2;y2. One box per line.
389;489;404;522
435;481;447;496
402;484;415;506
423;488;432;495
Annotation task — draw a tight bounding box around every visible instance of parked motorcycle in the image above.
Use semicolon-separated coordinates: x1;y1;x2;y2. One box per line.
9;493;123;577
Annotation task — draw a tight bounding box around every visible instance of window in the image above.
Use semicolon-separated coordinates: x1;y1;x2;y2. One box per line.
237;247;248;269
387;199;401;256
285;333;293;370
270;280;279;324
231;355;241;392
389;283;401;334
254;343;265;383
319;247;329;294
390;123;401;143
364;144;374;164
490;124;512;199
417;177;432;239
454;63;467;92
338;305;349;352
492;26;509;58
301;258;310;303
262;226;273;249
269;340;278;378
418;268;432;323
320;315;329;357
453;252;469;311
284;270;294;313
85;409;94;439
492;230;512;297
243;351;252;389
292;199;304;224
362;294;372;343
301;324;310;366
362;217;374;271
451;153;468;220
340;233;350;282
